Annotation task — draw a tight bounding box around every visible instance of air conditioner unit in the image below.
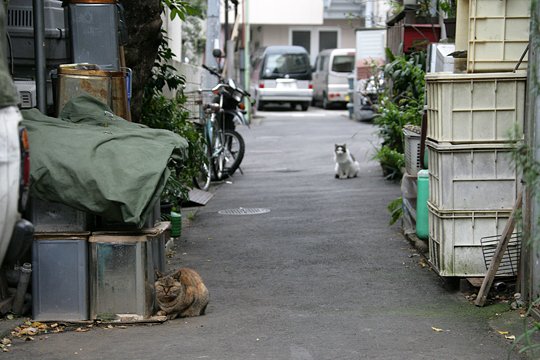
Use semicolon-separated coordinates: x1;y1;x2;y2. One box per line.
15;80;37;109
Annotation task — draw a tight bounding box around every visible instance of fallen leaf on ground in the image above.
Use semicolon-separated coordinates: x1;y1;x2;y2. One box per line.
498;330;509;335
505;335;516;341
432;327;445;332
75;328;89;333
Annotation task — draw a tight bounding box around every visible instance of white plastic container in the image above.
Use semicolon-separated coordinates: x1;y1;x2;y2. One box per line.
403;127;422;176
455;0;530;73
428;202;514;277
427;140;518;211
426;72;526;144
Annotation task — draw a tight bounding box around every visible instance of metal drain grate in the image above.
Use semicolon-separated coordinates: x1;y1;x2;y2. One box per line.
218;207;271;216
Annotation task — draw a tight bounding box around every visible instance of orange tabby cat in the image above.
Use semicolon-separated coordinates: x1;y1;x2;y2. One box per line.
155;268;209;319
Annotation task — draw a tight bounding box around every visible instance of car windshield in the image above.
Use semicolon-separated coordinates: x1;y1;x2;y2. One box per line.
331;55;354;73
264;53;310;77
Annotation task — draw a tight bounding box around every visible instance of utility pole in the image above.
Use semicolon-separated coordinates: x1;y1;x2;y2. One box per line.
204;0;220;90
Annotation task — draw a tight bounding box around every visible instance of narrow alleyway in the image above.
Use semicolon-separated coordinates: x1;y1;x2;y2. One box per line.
7;107;524;359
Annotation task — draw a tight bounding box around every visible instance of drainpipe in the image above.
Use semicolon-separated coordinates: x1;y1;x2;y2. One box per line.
12;263;32;315
32;0;46;113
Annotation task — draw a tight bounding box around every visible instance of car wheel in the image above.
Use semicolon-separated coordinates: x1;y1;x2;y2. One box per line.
322;94;330;109
301;102;309;111
257;100;265;111
289;103;297;110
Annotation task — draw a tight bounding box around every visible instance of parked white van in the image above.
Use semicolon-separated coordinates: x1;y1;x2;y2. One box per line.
312;48;355;109
250;46;313;111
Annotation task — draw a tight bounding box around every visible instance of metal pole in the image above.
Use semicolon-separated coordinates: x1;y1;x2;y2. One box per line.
32;0;46;112
243;0;251;122
224;0;229;41
204;0;220;90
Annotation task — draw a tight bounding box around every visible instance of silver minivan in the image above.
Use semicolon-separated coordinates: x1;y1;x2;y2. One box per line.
312;48;355;109
251;46;313;111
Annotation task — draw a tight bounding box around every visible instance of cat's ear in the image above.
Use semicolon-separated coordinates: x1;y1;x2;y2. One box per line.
173;269;182;280
155;269;164;279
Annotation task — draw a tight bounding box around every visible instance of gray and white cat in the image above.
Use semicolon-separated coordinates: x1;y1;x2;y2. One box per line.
334;144;360;179
155;268;209;319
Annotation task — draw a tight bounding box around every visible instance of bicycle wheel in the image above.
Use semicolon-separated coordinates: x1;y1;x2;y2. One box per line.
222;130;245;177
193;143;212;191
211;126;226;181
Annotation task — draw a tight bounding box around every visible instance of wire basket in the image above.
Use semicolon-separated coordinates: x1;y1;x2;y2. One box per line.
481;233;521;277
183;91;203;123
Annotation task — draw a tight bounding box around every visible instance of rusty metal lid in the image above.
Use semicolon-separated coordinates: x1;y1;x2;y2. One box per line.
66;0;117;4
58;64;125;77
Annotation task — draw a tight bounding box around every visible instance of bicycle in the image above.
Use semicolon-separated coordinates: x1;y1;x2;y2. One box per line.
200;65;248;181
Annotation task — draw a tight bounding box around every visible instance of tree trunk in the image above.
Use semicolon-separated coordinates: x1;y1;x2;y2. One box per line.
119;0;162;122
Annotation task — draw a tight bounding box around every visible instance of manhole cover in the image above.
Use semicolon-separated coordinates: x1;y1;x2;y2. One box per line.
218;207;271;216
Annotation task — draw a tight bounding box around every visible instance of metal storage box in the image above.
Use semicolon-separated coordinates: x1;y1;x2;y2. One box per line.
403;127;421;176
427;141;518;211
32;233;89;321
89;234;156;319
428;202;514;277
29;197;88;233
425;72;526;144
56;64;129;120
66;2;121;70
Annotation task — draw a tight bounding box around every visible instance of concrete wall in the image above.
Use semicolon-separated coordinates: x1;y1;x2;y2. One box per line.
222;0;324;25
251;19;356;65
162;9;183;62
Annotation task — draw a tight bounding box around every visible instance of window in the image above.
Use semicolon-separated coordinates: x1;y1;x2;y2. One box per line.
292;31;311;53
264;53;311;77
319;31;337;52
331;55;354;73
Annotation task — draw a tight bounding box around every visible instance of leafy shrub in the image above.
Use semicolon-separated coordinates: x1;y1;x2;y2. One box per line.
140;9;205;210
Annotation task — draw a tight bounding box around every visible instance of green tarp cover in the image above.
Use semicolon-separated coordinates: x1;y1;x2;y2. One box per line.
21;95;188;227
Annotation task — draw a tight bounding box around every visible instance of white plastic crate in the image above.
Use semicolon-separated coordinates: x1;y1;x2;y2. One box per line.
455;0;530;73
428;202;514;277
426;72;526;144
427;140;518;211
403;127;421;175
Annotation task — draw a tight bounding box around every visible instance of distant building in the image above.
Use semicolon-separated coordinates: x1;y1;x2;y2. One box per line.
223;0;389;65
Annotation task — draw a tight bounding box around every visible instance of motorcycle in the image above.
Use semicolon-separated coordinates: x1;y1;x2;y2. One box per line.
201;64;251;179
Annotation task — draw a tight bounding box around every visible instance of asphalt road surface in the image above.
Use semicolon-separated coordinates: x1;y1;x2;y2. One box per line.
6;106;525;359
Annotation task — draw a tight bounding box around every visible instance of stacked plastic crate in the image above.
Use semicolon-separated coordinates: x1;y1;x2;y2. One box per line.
425;0;529;277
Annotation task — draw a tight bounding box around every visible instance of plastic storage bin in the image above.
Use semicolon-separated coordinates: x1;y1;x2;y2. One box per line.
6;0;68;66
427;141;518;211
428;202;514;277
32;233;89;321
29;197;88;233
455;0;530;73
425;72;526;144
403;127;422;175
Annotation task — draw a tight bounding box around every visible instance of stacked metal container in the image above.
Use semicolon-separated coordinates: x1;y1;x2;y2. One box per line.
30;198;91;321
30;195;169;320
402;126;422;236
425;0;529;277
